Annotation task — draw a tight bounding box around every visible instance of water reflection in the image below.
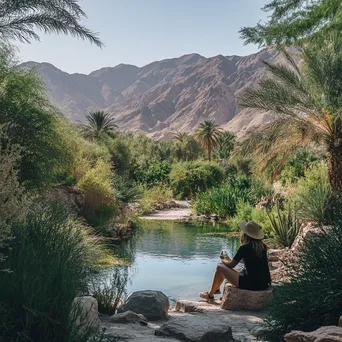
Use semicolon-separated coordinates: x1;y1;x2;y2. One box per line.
105;221;240;301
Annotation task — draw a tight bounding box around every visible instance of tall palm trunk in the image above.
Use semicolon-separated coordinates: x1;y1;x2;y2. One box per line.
328;142;342;193
208;141;212;162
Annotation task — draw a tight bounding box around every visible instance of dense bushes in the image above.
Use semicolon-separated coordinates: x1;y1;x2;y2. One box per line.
0;58;72;189
78;160;117;227
193;175;273;219
0;202;104;342
170;161;224;199
261;217;342;341
0;126;27;261
193;184;249;218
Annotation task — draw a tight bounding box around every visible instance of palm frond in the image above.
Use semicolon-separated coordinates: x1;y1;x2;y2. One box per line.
80;111;118;140
0;0;103;47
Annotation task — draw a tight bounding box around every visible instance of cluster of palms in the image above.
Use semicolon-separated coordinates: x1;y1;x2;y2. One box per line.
174;120;235;161
238;32;342;193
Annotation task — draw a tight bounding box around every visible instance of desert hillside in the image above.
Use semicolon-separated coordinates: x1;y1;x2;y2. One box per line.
21;48;281;139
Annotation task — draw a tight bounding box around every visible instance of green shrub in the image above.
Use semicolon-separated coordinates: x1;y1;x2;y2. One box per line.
193;184;249;218
229;200;274;237
295;162;332;225
0;202;104;341
91;267;128;315
170;161;224;199
261;217;342;341
138;186;173;215
280;148;318;185
144;160;171;186
114;176;141;203
267;202;301;247
249;178;274;205
78;160;117;226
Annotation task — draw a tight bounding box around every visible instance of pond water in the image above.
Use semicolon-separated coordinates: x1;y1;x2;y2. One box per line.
104;221;240;302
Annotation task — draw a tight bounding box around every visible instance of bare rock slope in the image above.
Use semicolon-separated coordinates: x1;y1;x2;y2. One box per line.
21;49;280;139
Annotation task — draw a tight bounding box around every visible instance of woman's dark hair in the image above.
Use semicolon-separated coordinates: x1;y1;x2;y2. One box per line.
241;233;267;257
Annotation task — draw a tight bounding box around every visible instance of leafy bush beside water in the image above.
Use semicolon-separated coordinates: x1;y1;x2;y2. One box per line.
170;161;224;199
261;218;342;341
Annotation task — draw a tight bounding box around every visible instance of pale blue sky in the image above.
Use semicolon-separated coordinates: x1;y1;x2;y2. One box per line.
16;0;269;74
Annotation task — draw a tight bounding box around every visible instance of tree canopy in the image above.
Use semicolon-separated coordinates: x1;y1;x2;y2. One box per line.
240;0;342;46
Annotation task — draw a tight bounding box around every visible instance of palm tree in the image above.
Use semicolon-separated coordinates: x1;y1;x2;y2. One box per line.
195;120;221;161
172;131;189;142
216;131;236;160
0;0;103;46
238;32;342;193
80;111;118;140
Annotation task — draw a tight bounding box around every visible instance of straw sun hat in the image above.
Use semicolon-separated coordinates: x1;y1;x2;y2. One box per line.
239;221;265;240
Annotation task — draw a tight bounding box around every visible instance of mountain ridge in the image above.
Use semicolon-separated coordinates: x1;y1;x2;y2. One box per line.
20;48;280;139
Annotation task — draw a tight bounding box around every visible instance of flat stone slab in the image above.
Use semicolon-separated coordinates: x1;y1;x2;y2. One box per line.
285;326;342;342
155;315;234;342
221;283;273;311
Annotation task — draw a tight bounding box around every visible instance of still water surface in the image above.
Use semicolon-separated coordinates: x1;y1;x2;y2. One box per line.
107;221;240;301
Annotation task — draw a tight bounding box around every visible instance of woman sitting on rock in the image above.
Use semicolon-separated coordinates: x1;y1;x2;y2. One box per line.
200;221;271;301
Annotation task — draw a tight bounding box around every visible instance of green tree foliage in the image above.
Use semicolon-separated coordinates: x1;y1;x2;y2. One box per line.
0;56;72;188
195;120;221;161
170;161;224;199
238;33;342;193
0;125;27;262
80;111;118;140
240;0;342;46
261;217;342;341
0;0;103;46
0;202;104;341
280;148;319;185
173;133;203;161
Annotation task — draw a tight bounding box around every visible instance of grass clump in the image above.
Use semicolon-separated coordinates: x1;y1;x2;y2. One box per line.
91;267;128;315
0;201;105;342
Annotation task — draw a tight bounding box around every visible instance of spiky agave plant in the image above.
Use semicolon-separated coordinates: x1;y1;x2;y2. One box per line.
80;111;118;140
0;0;103;46
238;32;342;193
195;120;221;161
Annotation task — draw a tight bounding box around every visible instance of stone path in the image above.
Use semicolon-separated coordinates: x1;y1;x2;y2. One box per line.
102;300;265;342
139;200;192;221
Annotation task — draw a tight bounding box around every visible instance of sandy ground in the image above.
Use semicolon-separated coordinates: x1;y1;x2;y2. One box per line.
139;200;192;221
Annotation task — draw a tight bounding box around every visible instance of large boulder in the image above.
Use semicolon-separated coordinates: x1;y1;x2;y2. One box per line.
284;326;342;342
118;290;169;320
220;283;273;311
72;296;100;331
155;315;234;342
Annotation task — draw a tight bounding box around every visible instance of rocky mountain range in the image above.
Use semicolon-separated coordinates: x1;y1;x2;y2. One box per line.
21;48;282;140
